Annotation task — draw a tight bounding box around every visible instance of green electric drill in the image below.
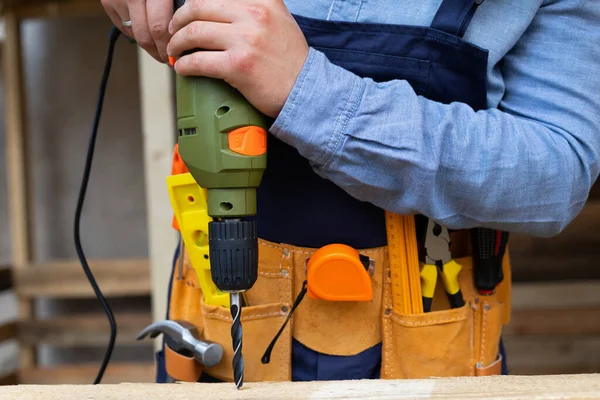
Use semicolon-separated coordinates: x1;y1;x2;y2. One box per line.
173;0;269;389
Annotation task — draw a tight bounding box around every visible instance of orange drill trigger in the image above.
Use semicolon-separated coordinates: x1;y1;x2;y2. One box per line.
306;244;373;302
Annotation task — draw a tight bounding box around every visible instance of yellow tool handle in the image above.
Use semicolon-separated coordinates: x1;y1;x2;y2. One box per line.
439;259;462;296
385;212;423;314
419;263;438;298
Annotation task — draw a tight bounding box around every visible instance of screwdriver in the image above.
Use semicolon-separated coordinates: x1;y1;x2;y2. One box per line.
471;228;509;295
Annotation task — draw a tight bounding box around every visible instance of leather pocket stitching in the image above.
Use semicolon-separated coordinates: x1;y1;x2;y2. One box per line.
390;314;467;326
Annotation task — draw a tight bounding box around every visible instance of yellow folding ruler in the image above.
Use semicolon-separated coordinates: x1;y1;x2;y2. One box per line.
385;211;423;314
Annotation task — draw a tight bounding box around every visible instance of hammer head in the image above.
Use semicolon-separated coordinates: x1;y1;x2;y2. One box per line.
137;320;223;367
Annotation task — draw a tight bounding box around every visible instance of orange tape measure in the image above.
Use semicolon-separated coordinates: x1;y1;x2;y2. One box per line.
385;212;423;314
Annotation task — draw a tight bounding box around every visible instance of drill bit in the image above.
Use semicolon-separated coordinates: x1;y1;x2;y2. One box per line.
230;292;244;389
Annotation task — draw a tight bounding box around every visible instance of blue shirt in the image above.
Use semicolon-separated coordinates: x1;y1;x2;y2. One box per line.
271;0;600;237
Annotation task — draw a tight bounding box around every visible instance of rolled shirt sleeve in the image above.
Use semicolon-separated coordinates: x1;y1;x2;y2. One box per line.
269;1;600;237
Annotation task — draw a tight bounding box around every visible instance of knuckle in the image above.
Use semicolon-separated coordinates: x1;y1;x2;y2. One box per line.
242;28;263;47
245;3;270;25
230;49;255;73
137;35;155;49
150;22;168;38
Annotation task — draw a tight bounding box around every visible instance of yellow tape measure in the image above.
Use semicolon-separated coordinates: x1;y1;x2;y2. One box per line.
385;212;423;314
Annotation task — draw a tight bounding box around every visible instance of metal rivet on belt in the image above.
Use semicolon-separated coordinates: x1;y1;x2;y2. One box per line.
384;308;392;316
281;306;289;313
484;304;491;311
281;269;289;277
474;297;480;304
282;248;290;257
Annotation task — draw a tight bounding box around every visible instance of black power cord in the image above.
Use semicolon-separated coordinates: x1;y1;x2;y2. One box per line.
74;25;122;384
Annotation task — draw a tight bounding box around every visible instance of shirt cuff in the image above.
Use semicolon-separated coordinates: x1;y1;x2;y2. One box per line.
269;47;366;168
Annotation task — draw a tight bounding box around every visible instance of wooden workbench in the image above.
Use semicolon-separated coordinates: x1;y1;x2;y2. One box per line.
0;375;599;399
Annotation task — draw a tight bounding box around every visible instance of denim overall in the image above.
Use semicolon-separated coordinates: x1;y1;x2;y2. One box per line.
156;0;508;382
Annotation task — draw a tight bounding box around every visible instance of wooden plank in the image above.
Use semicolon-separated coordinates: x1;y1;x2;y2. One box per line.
506;307;600;336
0;267;13;292
3;9;36;370
590;181;600;199
0;372;18;386
137;48;178;352
0;322;17;343
18;312;152;347
3;10;30;272
2;374;600;399
503;336;600;376
510;202;600;255
14;259;150;298
511;280;600;310
511;255;600;282
19;363;155;385
1;0;103;19
509;202;600;282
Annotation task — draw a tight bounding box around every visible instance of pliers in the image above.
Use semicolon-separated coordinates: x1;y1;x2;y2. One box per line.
420;219;465;312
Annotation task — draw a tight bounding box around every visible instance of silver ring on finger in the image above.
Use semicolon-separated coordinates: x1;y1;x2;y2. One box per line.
122;20;132;27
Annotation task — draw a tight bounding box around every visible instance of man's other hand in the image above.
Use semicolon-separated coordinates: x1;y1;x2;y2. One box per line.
167;0;310;118
100;0;173;63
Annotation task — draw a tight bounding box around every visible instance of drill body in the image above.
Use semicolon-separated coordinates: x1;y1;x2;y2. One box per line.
173;20;269;388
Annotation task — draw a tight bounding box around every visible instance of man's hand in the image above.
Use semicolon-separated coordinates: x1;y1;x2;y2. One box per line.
100;0;173;63
167;0;309;118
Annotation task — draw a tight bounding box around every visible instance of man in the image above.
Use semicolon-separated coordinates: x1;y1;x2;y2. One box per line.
101;0;600;383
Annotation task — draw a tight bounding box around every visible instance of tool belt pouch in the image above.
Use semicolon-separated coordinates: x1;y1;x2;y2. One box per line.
168;238;510;382
381;252;511;379
168;244;292;383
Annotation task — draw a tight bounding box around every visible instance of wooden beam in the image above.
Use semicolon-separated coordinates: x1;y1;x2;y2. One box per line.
509;202;600;282
2;374;600;399
18;312;152;347
506;307;600;336
1;0;104;19
511;280;600;310
503;336;600;376
0;267;13;292
511;255;600;282
0;322;17;343
3;8;30;271
509;202;600;255
19;363;155;385
137;48;178;351
14;259;150;298
0;372;18;386
3;9;36;371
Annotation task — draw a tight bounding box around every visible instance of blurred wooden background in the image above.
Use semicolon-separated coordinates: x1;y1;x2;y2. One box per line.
0;0;598;385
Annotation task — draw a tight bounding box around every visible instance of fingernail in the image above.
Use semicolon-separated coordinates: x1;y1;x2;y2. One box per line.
168;20;173;34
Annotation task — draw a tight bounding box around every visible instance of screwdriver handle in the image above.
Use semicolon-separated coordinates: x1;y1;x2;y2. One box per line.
472;228;509;295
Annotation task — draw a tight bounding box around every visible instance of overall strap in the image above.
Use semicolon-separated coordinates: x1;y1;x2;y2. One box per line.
430;0;483;38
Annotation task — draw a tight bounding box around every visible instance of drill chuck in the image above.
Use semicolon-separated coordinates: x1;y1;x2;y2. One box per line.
209;219;259;292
